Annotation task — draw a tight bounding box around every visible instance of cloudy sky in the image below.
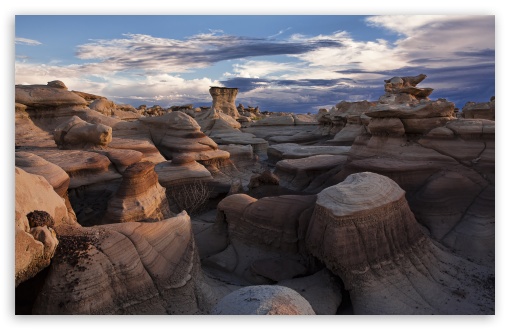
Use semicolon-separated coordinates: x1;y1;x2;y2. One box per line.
15;15;495;113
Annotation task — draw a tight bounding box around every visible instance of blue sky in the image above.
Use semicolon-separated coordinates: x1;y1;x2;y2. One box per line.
15;15;495;113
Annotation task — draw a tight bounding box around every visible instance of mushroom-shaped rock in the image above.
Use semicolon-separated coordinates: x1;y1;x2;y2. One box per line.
15;167;71;286
209;87;240;118
211;285;315;315
306;172;494;314
32;212;209;314
15;151;70;197
54;115;112;149
103;161;172;224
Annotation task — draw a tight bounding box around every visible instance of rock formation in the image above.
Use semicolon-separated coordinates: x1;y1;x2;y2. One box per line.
32;212;215;314
306;172;494;314
267;143;350;164
102;162;172;224
15;167;71;286
209;87;240;118
212;285;315;315
462;97;495;120
54;115;112;149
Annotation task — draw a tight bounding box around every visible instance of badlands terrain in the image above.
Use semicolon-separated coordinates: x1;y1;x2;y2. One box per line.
14;75;495;314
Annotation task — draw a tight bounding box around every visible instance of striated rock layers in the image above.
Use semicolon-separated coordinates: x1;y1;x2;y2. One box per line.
15;167;70;286
212;285;315;315
306;172;494;314
210;87;240;118
462;97;495;120
323;75;494;266
102;162;172;224
32;212;213;314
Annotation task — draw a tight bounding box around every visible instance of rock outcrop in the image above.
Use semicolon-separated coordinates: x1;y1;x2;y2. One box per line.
210;87;240;118
15;167;72;286
212;285;315;315
54;115;112;149
267;143;350;164
102;162;172;224
462;97;495;120
306;172;494;314
32;212;214;314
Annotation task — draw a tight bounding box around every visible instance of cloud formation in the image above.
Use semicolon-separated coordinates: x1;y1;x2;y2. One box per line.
15;37;41;46
15;15;494;112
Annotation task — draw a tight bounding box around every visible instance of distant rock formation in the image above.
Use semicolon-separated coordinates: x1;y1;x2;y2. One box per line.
212;285;315;315
102;161;172;224
462;97;495;120
210;87;240;118
307;172;494;314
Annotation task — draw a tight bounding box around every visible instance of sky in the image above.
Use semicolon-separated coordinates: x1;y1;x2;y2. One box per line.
15;15;495;113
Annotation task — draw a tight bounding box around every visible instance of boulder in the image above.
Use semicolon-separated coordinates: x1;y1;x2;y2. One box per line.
212;285;315;315
53;116;112;149
16;83;87;107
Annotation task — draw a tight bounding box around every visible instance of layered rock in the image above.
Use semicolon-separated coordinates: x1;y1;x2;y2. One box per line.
267;143;350;164
306;172;494;314
275;155;348;191
15;167;72;286
212;285;315;315
210;87;240;118
461;97;495;120
102;162;172;224
54;115;112;149
141;112;230;166
15;152;70;197
32;212;214;314
16;82;88;108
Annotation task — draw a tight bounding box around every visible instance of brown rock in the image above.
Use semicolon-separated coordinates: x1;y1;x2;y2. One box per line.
16;84;87;107
103;161;172;224
53;115;112;149
210;87;240;118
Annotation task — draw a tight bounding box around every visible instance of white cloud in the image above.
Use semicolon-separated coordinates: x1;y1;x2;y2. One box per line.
15;37;42;46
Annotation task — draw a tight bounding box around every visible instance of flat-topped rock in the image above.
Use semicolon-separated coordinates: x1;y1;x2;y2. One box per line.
16;84;88;107
275;155;348;191
155;160;212;187
366;99;455;119
251;115;294;126
32;150;121;189
306;172;494;314
15;151;70;197
267;143;350;164
94;149;143;173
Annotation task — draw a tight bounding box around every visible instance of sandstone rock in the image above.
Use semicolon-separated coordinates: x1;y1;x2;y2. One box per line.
15;151;70;197
212;285;315;315
32;150;122;189
462;98;495;120
367;118;405;136
47;80;67;89
155;160;212;188
94;149;143;173
306;172;494;314
32;212;212;314
366;99;455;119
251;115;295;126
328;124;367;146
54;116;112;149
248;170;280;189
102;162;172;224
401;117;453;134
89;98;116;116
15;167;71;286
292;114;318;125
275;155;348;191
16;84;88;107
267;143;350;164
210;87;240;118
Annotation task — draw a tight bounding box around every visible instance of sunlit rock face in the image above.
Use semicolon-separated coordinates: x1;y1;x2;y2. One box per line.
102;161;172;224
322;75;494;266
15;167;71;287
209;87;240;118
54;116;112;149
306;172;494;315
32;212;211;315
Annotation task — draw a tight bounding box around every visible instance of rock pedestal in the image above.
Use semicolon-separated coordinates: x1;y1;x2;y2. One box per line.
209;87;240;118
